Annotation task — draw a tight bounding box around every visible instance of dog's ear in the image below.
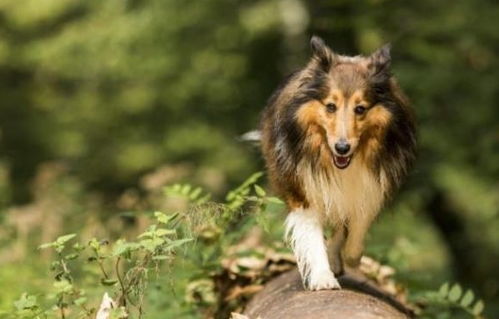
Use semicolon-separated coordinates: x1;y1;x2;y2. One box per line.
368;43;391;83
310;35;335;71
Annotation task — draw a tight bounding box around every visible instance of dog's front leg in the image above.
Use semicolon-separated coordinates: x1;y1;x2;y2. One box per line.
285;208;341;290
327;224;347;276
343;217;373;268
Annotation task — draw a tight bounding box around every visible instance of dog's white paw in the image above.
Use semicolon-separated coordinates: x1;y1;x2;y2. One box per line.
308;270;341;290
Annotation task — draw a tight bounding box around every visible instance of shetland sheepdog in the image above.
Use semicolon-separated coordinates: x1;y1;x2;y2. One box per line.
260;36;416;290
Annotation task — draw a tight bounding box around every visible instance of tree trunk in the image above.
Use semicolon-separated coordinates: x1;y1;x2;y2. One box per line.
243;270;413;319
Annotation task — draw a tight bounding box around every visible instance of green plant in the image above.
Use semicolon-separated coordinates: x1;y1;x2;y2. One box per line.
415;282;485;318
4;173;286;319
164;172;283;238
8;211;192;319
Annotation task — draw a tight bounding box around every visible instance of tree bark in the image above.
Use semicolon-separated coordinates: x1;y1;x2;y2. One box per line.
243;270;412;319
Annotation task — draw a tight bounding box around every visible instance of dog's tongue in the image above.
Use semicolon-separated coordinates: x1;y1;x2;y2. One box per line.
335;156;349;165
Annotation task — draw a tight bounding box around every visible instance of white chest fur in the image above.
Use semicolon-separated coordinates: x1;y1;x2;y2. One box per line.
297;157;387;225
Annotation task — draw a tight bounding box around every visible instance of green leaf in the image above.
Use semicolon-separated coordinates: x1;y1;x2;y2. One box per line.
438;282;449;298
180;184;191;195
448;283;462;302
88;238;101;250
56;234;77;245
53;280;73;294
227;196;245;210
196;193;211;204
254;185;266;197
74;297;87;306
154;211;170;224
138;231;153;239
245;196;259;202
112;240;140;256
156;212;180;225
266;196;284;204
54;244;65;254
189;187;203;200
64;253;79;260
460;289;474;308
72;242;85;252
226;172;263;202
138;225;156;239
38;242;54;250
155;228;176;237
101;279;118;286
472;300;484;315
256;210;270;232
140;237;165;252
13;293;37;311
243;172;264;186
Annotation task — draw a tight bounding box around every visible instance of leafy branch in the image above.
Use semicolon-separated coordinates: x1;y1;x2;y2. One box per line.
416;282;485;318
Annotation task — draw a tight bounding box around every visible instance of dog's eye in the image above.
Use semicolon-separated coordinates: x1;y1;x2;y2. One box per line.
354;105;367;115
325;103;337;113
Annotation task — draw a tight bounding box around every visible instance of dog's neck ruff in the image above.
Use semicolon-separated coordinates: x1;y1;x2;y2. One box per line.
297;156;387;225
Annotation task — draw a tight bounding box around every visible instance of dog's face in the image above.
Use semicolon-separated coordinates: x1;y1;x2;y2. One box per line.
296;37;393;169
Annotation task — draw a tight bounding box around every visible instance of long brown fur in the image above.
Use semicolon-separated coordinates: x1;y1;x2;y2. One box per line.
261;37;416;209
259;36;416;289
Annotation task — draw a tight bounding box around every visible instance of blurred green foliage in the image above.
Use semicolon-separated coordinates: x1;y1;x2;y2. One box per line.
0;0;497;318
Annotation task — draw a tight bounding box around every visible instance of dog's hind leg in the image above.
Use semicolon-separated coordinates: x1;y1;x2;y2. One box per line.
285;208;341;290
327;224;347;276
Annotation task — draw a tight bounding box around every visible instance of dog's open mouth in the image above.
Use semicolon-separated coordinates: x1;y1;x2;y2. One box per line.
333;155;352;169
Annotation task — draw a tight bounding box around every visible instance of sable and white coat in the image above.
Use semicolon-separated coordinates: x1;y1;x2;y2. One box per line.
260;36;416;290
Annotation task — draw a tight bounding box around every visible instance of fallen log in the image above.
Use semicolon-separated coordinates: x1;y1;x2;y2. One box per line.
243;269;413;319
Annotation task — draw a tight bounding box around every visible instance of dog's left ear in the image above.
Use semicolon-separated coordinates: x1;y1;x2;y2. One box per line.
368;44;391;82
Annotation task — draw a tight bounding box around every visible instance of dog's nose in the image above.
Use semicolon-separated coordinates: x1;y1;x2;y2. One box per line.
334;142;350;155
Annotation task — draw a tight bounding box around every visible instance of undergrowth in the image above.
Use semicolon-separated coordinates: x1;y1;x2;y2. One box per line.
0;172;487;319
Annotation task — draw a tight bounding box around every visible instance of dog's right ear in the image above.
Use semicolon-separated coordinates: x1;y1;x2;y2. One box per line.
310;35;335;71
368;43;391;83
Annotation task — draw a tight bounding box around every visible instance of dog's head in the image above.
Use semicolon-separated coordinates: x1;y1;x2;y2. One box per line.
295;36;394;169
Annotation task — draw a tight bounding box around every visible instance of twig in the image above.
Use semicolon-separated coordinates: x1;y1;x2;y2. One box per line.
59;296;66;319
96;254;110;279
116;257;127;307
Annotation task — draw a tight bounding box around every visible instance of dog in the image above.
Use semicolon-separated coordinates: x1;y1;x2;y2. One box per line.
259;36;416;290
